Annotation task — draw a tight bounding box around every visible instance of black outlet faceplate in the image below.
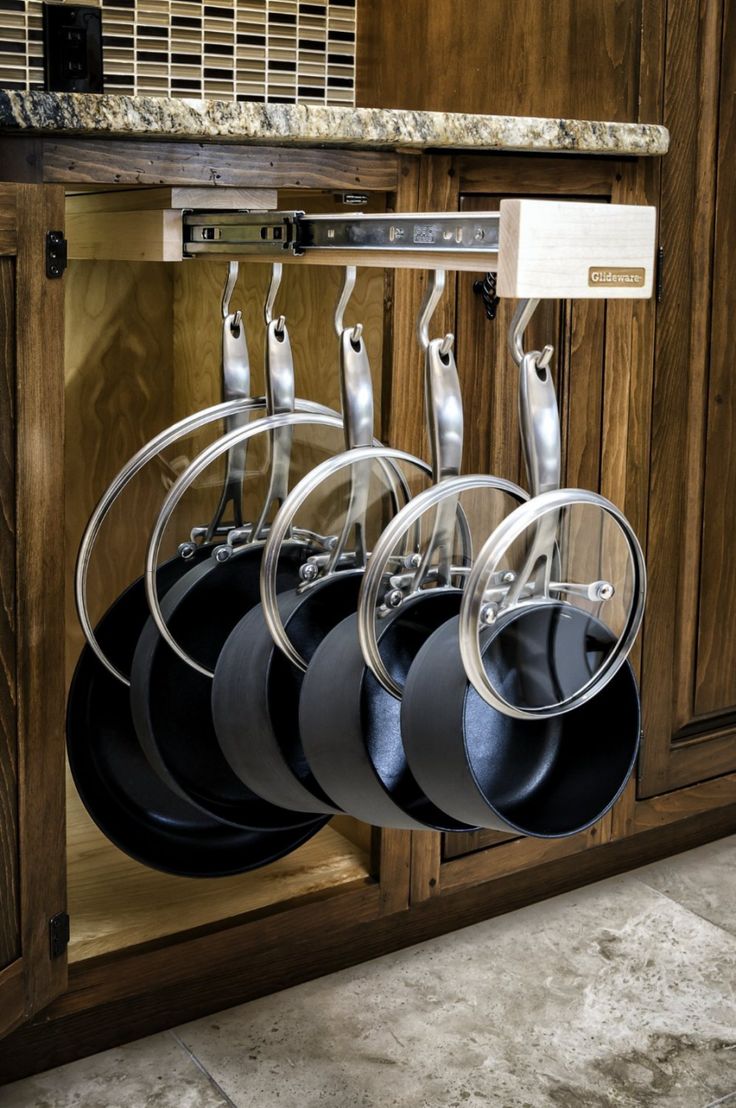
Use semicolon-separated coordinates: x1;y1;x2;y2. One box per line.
43;3;103;93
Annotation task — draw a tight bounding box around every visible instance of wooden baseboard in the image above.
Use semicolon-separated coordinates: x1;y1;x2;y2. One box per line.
2;800;735;1086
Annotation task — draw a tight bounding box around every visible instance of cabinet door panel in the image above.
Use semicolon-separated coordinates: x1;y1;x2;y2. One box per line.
0;186;68;1040
693;1;736;720
638;0;736;794
0;256;19;989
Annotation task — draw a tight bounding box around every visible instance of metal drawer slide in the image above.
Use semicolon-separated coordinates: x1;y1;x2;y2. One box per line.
183;210;501;270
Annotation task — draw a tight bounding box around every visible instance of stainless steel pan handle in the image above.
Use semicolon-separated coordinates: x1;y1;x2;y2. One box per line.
250;317;297;542
324;324;375;572
204;305;251;539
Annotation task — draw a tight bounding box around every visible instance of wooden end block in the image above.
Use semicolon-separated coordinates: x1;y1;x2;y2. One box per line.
497;198;657;299
66;209;184;262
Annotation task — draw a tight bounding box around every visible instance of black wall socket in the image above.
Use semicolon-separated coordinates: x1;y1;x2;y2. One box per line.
43;3;103;93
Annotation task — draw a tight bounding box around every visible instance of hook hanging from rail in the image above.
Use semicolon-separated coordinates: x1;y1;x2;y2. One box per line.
221;261;242;335
264;262;285;335
417;270;454;357
509;297;553;369
334;266;363;344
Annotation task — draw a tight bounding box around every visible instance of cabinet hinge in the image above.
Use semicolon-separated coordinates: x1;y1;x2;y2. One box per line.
655;244;664;303
49;911;70;959
45;230;67;279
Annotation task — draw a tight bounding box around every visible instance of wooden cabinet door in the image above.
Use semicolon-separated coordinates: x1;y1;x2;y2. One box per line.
0;185;67;1039
637;0;736;795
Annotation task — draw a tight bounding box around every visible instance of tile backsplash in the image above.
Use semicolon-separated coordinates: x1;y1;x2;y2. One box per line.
0;0;356;104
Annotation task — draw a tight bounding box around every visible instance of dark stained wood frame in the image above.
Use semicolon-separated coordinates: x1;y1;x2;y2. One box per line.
0;184;69;1042
636;0;736;795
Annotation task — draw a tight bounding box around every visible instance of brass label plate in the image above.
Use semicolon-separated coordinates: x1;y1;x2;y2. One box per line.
588;266;646;288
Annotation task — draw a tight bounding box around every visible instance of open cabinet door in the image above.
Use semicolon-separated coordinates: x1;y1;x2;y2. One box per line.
0;185;67;1039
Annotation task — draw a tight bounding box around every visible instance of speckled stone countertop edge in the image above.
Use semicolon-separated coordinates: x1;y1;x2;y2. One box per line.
0;91;670;157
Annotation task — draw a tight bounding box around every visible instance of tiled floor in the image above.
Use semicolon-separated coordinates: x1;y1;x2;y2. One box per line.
3;836;736;1108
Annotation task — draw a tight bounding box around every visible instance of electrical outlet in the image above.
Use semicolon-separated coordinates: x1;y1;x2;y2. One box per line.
43;3;103;93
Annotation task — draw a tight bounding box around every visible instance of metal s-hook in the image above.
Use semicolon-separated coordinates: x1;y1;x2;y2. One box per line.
264;262;285;335
510;297;553;370
221;261;242;335
417;269;453;357
334;266;363;344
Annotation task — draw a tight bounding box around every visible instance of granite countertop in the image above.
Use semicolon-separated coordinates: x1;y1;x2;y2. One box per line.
0;91;669;157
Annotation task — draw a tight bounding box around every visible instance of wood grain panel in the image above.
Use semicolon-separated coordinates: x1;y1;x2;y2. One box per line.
457;157;616;198
358;0;645;123
65;187;277;213
693;0;736;717
0;257;18;972
0;960;23;1040
15;184;68;1015
64;261;175;685
39;140;399;191
442;830;516;862
441;822;604;896
0;183;17;256
638;0;728;794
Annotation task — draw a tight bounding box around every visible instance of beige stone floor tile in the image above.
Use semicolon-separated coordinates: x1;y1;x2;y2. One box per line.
175;873;736;1108
632;834;736;937
0;1029;230;1108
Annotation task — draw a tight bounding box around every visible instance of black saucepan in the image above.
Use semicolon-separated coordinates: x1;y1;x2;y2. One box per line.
399;607;640;835
130;317;347;829
397;306;645;836
298;476;526;830
212;321;426;815
297;301;524;830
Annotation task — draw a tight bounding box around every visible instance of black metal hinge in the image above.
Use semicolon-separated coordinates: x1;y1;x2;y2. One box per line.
49;911;70;959
45;230;67;279
656;244;664;304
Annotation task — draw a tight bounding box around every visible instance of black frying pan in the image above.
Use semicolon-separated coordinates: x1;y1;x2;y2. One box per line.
67;565;322;876
298;490;525;830
68;287;337;871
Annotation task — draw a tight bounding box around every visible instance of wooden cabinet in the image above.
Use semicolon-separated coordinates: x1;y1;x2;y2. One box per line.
1;89;736;1080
